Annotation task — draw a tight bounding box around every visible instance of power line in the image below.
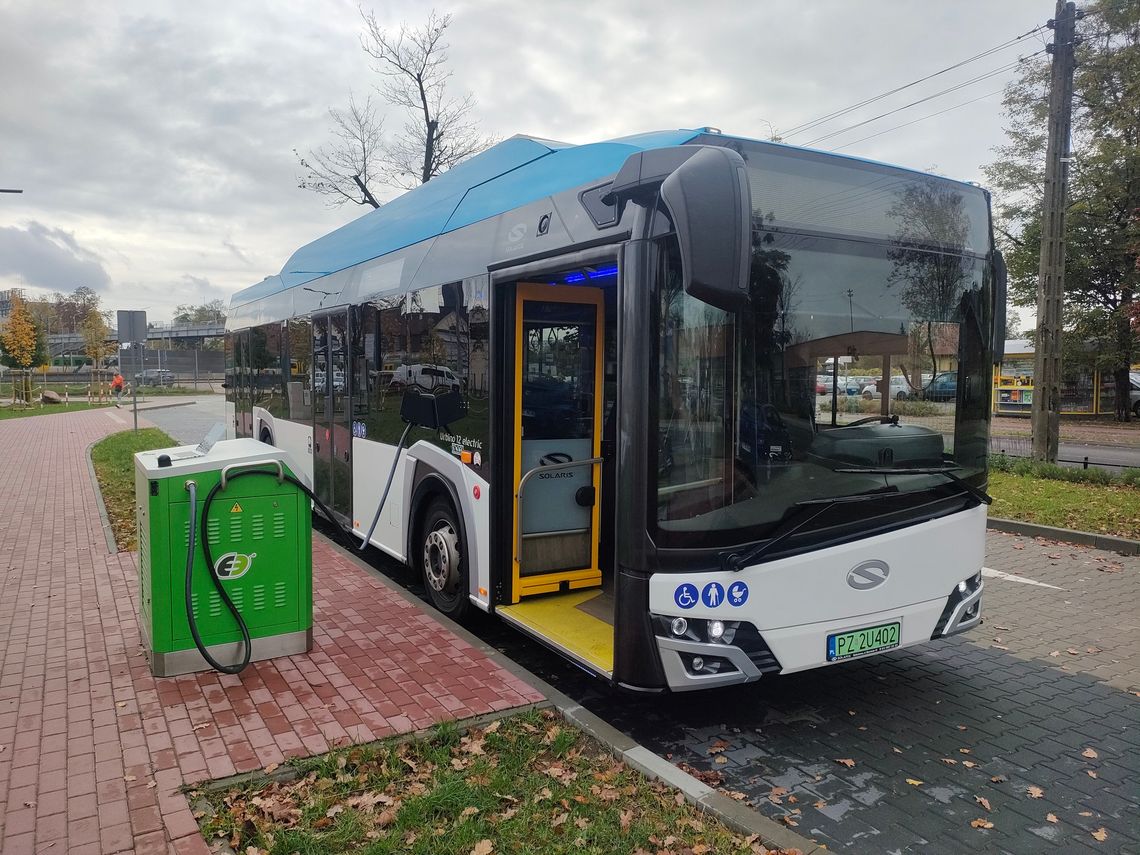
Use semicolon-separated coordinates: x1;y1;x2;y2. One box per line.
829;87;1007;152
779;23;1049;140
802;50;1046;147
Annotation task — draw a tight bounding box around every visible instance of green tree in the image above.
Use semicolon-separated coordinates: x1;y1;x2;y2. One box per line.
983;0;1139;420
1;294;46;402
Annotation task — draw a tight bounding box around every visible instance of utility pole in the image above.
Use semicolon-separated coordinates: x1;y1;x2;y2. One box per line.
1031;0;1078;462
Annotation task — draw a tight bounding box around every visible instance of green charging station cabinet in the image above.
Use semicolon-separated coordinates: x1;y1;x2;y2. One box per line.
135;438;313;677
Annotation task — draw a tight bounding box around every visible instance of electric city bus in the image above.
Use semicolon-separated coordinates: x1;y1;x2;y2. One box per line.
225;128;1006;692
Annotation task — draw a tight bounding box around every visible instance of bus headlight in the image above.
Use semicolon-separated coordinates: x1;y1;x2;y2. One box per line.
957;580;968;594
670;617;688;637
708;620;725;640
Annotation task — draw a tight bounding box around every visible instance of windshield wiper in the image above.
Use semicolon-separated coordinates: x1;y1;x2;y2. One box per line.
723;486;898;572
833;466;993;506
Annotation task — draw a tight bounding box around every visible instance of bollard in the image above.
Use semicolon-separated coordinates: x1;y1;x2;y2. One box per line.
1083;457;1088;470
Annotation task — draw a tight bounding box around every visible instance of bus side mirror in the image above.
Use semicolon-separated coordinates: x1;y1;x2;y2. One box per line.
992;250;1007;364
660;146;753;311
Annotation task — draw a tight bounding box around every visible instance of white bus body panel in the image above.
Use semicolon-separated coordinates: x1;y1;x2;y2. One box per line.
649;504;987;676
351;436;410;561
256;413;314;490
350;439;491;612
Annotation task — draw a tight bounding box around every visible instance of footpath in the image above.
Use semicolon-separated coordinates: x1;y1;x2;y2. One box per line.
0;409;542;854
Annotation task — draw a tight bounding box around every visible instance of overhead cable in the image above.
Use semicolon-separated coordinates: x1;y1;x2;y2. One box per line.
802;50;1046;147
779;23;1049;140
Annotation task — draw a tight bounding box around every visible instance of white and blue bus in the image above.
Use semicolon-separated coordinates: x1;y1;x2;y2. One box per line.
226;128;1005;692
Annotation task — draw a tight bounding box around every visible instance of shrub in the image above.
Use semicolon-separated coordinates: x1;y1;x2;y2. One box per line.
892;399;939;417
989;454;1135;488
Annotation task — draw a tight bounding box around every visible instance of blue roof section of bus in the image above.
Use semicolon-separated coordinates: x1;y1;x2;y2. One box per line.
230;129;702;306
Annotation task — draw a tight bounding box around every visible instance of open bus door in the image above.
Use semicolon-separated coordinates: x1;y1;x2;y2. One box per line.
497;283;613;675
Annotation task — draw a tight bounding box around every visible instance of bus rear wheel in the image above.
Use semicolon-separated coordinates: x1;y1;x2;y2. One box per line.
418;497;469;620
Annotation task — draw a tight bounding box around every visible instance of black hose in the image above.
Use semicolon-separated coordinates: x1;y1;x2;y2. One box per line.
185;467;350;675
184;479;252;675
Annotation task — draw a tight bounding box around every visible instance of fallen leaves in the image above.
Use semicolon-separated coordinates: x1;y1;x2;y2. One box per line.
905;778;924;787
1082;747;1098;759
941;758;958;766
835;758;856;768
962;761;977;769
990;775;1007;784
470;840;494;855
1026;785;1044;799
1086;770;1098;779
707;739;730;755
975;795;992;812
970;818;994;829
1091;828;1108;842
1046;813;1059;824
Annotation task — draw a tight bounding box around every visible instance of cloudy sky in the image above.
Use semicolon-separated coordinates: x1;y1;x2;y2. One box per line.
0;0;1052;323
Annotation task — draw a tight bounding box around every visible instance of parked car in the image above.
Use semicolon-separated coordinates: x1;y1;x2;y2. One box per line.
1130;372;1140;417
134;368;175;387
862;376;915;401
921;372;958;402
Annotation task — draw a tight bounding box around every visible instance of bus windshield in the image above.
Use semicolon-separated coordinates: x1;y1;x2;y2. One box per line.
653;147;993;549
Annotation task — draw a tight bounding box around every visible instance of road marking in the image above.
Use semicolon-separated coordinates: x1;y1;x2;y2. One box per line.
982;567;1065;591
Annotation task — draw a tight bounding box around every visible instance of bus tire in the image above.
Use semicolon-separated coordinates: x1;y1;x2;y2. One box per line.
417;496;470;620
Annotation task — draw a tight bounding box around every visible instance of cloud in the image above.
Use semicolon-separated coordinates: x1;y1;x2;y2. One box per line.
0;0;1045;321
0;222;112;292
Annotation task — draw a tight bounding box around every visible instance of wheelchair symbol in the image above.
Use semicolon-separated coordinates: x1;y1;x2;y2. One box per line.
674;583;698;610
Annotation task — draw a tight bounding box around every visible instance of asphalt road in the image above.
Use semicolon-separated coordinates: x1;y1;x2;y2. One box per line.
989;436;1140;470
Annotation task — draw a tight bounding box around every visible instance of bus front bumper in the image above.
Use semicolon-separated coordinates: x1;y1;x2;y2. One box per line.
652;575;982;691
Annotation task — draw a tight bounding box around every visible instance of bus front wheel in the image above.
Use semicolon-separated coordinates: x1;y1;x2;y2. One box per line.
418;497;469;620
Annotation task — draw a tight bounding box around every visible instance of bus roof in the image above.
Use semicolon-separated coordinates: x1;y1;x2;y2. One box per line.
231;127;985;309
231;128;703;307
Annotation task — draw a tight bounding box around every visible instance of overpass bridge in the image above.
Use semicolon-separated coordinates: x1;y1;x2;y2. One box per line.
46;322;225;357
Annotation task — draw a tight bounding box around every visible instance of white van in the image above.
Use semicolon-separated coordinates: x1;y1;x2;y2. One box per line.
390;363;461;392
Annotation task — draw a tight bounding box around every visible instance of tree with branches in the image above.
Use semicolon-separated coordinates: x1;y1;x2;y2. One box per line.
984;0;1139;420
1;294;43;403
296;9;495;207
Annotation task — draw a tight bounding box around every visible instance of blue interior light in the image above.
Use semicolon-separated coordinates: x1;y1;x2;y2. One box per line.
587;264;618;279
563;272;587;283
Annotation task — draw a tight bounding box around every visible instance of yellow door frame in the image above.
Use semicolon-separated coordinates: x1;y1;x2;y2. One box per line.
512;282;605;601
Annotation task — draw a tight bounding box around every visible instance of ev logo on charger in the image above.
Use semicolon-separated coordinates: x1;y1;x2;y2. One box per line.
214;552;256;581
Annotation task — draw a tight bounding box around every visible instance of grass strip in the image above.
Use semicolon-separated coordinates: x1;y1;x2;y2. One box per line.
988;471;1140;540
195;708;798;855
91;427;178;551
0;402;113;420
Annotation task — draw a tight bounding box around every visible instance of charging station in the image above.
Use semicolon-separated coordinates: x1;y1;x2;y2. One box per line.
135;437;313;677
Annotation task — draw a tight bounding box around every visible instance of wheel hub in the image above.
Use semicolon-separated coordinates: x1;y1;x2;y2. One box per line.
424;525;459;593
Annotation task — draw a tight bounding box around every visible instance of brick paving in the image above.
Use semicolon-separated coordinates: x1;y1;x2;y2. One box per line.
487;531;1140;854
0;409;542;854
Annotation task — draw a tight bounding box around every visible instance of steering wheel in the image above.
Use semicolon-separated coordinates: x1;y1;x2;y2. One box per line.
844;414;900;427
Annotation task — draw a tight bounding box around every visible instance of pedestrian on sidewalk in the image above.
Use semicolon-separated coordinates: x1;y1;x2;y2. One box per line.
111;372;124;407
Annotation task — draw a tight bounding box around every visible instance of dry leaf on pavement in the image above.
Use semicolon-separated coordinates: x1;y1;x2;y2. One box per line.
970;818;994;829
1091;828;1108;842
1087;770;1098;778
975;796;992;811
905;778;923;786
835;758;855;768
1046;813;1059;823
1027;785;1044;799
1082;747;1098;759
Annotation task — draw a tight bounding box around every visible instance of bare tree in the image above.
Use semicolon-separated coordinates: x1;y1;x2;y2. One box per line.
295;94;386;208
360;8;495;190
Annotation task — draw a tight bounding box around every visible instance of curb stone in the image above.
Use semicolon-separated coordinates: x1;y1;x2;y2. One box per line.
85;438;121;555
987;516;1139;556
325;533;823;854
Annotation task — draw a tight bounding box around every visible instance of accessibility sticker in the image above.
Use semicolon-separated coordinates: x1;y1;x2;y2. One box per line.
673;583;698;610
702;582;725;608
727;581;749;607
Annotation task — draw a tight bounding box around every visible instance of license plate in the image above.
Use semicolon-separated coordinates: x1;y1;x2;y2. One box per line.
827;621;900;662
